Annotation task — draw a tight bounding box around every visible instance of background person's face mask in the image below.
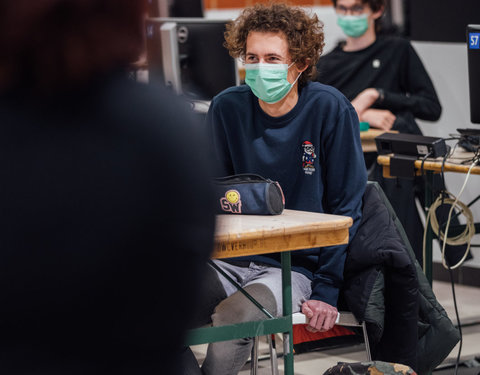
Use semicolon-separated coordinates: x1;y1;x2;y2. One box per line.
337;14;369;37
245;63;301;104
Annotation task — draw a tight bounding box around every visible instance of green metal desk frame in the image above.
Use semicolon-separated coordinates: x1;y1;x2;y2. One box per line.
186;251;295;374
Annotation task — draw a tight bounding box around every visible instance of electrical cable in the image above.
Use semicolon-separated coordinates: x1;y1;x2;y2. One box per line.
422;150;479;271
421;142;479;375
439;146;452;229
419;150;433;177
419;151;435;196
449;266;462;375
422;160;478;270
439;159;478;269
445;136;462;141
419;149;437;272
439;143;463;375
440;144;454;193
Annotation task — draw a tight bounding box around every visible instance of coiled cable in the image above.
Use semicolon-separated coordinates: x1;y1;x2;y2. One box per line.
423;158;479;270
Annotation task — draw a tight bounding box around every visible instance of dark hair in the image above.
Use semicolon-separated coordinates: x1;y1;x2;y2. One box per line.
331;0;385;13
331;0;385;32
0;0;146;93
224;3;325;87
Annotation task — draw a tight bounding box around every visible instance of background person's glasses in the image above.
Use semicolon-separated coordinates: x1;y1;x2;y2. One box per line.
335;4;365;15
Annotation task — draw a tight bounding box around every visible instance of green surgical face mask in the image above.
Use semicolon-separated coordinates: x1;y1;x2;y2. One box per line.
244;63;301;104
337;14;369;38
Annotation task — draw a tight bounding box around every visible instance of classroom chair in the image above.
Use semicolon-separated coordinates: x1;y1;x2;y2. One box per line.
250;311;371;375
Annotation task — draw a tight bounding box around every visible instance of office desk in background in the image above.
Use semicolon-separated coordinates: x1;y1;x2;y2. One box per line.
187;209;352;375
377;151;480;178
377;150;480;284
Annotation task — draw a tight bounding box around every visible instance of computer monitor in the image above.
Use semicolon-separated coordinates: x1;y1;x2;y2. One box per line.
145;18;239;101
467;24;480;124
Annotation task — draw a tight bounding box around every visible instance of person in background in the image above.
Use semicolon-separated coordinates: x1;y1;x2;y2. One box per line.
0;1;215;374
316;0;453;264
185;3;367;374
318;0;441;135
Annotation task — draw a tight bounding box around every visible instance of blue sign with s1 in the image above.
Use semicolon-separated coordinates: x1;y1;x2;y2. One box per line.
470;32;480;49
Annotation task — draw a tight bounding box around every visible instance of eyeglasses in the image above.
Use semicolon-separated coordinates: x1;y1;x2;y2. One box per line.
335;4;365;15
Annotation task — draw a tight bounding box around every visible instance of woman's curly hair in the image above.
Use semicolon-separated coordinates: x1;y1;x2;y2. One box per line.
224;3;325;87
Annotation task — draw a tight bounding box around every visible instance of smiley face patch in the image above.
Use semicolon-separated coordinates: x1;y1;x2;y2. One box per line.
220;189;242;213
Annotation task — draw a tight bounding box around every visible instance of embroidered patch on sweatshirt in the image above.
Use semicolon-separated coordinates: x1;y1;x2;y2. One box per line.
302;141;316;175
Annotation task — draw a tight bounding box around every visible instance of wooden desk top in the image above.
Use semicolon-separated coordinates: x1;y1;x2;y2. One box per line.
360;128;389;140
377;150;480;177
212;209;352;259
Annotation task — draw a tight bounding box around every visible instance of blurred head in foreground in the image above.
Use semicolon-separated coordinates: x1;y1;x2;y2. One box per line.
0;0;146;94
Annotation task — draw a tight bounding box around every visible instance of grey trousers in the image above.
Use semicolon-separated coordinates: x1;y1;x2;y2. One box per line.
200;260;312;375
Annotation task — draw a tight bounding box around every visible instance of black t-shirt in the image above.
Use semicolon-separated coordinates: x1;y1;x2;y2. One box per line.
316;36;441;134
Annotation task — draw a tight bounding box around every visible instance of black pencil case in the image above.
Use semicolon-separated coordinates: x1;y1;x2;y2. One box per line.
213;174;285;215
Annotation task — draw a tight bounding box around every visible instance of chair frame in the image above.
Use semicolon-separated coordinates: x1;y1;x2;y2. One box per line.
250;311;371;375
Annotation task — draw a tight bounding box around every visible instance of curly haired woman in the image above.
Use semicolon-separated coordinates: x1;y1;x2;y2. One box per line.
185;3;367;374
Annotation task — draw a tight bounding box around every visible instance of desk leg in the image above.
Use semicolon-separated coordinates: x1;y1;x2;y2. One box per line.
424;170;434;285
281;251;294;375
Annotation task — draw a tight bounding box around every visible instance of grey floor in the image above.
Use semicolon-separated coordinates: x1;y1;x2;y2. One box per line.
191;280;480;374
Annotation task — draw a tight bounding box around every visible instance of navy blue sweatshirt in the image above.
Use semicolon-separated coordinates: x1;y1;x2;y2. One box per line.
206;81;367;306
